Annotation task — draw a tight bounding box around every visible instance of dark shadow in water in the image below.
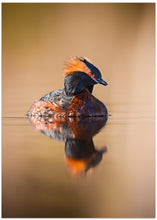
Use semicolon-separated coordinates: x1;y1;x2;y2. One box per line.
28;116;108;175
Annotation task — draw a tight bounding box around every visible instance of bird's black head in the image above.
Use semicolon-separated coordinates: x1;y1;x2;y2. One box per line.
64;57;108;96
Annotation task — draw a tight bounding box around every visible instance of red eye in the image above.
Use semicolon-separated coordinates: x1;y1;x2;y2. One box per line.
87;72;98;83
87;72;95;78
87;72;92;77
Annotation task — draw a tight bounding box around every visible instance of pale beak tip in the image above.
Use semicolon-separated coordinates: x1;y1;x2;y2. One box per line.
97;78;108;86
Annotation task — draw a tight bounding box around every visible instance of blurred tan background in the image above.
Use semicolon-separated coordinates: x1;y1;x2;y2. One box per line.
2;3;155;116
2;3;155;218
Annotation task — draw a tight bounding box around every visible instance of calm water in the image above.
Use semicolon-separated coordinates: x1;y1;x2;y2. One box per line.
2;3;155;218
2;104;155;218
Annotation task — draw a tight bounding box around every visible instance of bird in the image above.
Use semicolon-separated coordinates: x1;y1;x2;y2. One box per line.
27;56;108;118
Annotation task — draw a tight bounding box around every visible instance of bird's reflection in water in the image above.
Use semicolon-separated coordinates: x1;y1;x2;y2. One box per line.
28;115;108;175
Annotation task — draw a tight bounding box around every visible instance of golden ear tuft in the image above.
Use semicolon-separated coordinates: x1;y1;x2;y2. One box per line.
64;56;91;76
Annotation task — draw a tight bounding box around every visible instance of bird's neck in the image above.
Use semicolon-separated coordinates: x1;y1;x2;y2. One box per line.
86;85;94;94
64;72;94;96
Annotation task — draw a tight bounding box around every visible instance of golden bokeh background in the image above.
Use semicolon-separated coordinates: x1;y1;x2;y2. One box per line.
2;3;155;117
2;3;155;218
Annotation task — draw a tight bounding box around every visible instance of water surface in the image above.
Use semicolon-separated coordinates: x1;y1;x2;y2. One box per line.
2;3;155;218
2;104;155;218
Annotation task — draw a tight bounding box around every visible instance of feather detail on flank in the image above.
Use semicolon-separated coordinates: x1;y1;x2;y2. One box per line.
28;56;108;118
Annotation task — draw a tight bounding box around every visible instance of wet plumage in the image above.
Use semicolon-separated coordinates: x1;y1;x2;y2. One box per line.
27;57;108;117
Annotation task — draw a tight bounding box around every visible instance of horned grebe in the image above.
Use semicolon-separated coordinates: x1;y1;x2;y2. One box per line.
27;57;108;117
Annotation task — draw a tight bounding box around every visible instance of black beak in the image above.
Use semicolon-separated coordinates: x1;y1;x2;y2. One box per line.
96;78;108;86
